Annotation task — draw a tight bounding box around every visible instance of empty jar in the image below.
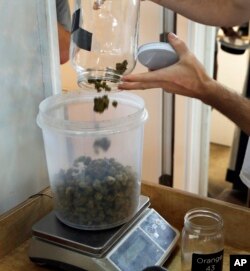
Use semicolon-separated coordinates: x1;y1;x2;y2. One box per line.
181;208;224;271
70;0;140;91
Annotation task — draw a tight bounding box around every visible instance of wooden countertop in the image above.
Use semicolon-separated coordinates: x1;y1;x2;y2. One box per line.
0;182;249;270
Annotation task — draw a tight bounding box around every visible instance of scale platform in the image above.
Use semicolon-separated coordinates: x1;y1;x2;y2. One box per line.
29;196;179;271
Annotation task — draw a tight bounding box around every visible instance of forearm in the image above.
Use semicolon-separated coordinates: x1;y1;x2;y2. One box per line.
149;0;249;27
119;32;250;134
202;80;250;135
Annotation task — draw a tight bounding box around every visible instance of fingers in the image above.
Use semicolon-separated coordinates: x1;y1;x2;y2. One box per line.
118;32;191;91
168;32;189;56
119;69;165;90
118;80;161;90
121;69;163;83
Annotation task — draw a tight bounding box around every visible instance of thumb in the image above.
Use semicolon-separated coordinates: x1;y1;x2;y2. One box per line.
168;32;189;57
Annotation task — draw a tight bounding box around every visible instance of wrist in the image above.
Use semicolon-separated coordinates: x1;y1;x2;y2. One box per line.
200;78;221;106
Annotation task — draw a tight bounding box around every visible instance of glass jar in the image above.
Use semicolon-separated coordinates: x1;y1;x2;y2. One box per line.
181;208;224;271
70;0;140;91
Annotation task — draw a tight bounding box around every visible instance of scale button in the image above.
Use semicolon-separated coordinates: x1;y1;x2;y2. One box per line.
156;219;167;230
145;226;155;234
153;232;159;239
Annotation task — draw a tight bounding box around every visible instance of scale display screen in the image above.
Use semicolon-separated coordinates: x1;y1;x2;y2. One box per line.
109;209;178;271
140;211;177;250
110;228;163;270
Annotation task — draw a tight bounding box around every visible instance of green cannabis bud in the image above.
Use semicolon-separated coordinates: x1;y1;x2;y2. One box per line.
88;60;128;113
115;60;128;75
55;156;139;228
93;137;111;153
93;95;109;113
112;100;118;108
88;79;111;92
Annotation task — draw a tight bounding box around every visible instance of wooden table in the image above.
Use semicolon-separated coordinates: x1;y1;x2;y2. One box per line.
0;182;249;270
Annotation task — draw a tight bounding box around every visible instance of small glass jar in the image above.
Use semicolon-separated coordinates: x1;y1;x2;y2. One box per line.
181;208;224;271
70;0;140;91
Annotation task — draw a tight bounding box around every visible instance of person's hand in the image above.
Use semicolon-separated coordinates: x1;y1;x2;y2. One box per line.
57;23;70;64
118;32;213;102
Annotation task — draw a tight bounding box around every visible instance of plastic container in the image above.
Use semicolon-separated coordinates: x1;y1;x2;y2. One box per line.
70;0;140;91
37;91;148;230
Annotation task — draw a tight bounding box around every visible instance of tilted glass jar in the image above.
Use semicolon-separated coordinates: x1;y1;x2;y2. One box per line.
70;0;140;91
181;208;224;271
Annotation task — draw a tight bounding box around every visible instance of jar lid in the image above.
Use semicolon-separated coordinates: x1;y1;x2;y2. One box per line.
137;42;178;70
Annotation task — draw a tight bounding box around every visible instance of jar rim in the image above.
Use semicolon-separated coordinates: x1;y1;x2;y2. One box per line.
184;207;223;232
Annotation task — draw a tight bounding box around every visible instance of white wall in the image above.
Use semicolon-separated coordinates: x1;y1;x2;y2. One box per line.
60;1;163;183
0;0;59;214
173;15;215;195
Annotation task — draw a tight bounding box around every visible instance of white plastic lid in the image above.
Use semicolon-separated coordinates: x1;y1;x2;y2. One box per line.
137;42;178;70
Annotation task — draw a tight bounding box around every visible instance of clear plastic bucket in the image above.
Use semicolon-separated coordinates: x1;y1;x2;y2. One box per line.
37;91;148;230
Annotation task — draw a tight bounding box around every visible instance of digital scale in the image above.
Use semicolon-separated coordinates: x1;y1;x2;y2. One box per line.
29;196;179;271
